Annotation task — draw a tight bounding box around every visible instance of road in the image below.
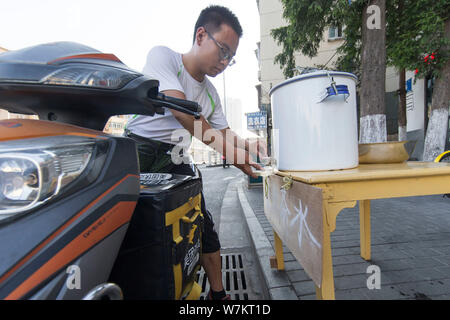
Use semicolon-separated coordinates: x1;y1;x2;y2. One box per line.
198;165;244;232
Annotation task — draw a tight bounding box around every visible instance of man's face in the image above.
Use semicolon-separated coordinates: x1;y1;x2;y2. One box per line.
198;24;239;77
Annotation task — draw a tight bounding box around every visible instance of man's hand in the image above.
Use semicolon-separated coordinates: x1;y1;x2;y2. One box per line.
227;147;262;179
235;162;262;179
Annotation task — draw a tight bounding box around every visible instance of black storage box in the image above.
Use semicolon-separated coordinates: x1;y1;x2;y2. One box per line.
109;173;204;300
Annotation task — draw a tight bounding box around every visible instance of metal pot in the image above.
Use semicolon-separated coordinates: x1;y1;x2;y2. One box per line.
269;70;359;171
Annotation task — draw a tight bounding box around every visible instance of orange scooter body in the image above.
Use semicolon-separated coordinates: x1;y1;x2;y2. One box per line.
0;119;140;299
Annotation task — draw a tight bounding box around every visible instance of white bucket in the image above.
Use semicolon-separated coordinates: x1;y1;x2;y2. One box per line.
269;70;359;171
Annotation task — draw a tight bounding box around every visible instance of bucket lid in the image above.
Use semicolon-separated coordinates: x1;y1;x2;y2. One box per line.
269;70;357;96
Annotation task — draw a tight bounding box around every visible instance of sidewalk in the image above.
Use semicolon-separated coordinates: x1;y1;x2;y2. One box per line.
237;178;450;300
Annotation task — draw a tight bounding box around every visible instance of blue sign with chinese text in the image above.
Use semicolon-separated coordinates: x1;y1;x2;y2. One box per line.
247;111;267;130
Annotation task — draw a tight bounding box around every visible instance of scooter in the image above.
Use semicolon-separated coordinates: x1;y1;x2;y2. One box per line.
0;42;204;300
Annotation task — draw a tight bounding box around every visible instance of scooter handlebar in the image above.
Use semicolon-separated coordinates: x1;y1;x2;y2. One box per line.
147;94;202;119
157;93;202;114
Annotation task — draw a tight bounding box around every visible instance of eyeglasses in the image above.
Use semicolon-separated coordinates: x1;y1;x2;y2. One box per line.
205;29;236;66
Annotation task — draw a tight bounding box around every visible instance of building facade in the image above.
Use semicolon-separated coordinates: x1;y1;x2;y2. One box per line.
103;115;129;136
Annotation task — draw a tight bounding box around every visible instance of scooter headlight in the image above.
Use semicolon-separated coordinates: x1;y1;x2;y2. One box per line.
0;136;106;222
41;65;140;90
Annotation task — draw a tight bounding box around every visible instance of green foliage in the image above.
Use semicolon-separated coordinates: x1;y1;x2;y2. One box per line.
333;0;366;76
271;0;336;78
271;0;449;80
387;0;450;80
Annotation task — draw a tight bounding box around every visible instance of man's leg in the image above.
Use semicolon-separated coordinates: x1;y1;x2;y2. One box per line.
200;250;223;292
199;201;229;299
200;206;229;299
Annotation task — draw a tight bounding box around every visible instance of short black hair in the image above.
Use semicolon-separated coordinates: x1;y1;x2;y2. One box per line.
193;5;243;44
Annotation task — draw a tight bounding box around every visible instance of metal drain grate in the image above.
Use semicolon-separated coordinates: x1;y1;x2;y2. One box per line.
196;253;250;300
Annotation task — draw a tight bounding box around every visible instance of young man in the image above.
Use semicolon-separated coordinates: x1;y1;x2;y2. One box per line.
125;5;265;300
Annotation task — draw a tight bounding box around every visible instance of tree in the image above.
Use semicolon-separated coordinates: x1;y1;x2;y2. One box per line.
422;19;449;160
271;0;363;79
272;0;449;151
386;0;449;155
359;0;387;143
271;0;388;143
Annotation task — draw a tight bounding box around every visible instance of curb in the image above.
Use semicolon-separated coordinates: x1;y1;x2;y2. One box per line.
236;180;298;300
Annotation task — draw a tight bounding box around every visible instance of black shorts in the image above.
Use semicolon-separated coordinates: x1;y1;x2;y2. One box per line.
126;132;221;254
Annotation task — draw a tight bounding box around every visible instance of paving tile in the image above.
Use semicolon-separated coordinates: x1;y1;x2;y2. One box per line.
434;255;450;265
283;253;296;262
364;285;414;300
332;254;368;266
370;250;412;261
283;260;302;272
331;240;361;249
397;279;450;298
401;257;447;269
409;267;449;282
333;262;372;277
287;269;310;282
370;258;414;272
334;274;371;290
292;280;316;296
331;247;361;256
334;288;370;300
428;294;450;300
298;294;316;300
381;270;423;285
435;266;450;277
269;286;298;300
431;246;450;255
400;248;443;258
331;233;361;242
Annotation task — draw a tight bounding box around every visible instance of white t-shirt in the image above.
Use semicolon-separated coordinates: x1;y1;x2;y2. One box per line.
126;46;228;146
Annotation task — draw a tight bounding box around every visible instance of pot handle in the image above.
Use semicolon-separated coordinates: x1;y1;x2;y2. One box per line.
318;72;350;103
318;84;350;103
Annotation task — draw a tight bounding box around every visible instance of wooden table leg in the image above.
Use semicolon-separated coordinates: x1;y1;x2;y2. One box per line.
359;200;371;261
272;229;285;270
315;204;335;300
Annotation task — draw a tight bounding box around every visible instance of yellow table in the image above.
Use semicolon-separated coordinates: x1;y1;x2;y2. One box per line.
267;162;450;300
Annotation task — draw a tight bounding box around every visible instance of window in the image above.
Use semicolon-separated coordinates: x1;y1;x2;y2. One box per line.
328;25;343;40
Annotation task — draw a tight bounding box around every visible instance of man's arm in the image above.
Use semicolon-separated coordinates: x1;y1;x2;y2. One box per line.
162;90;220;145
220;127;267;160
163;90;262;177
